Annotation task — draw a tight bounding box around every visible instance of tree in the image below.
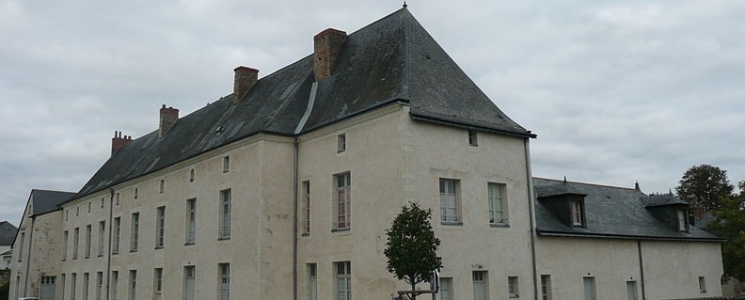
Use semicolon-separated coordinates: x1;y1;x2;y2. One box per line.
705;188;745;282
384;202;442;300
675;164;734;210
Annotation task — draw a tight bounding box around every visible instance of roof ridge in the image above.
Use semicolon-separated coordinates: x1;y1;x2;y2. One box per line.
533;177;638;191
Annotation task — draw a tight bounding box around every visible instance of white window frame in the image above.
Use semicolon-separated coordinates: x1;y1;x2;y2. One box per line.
570;200;584;227
63;230;69;260
302;181;311;234
583;277;596;300
96;272;103;300
308;263;317;300
699;276;706;293
129;270;137;300
219;189;232;239
159;179;165;194
488;183;507;225
154;268;163;296
112;217;121;254
130;213;139;252
73;228;79;260
541;275;552;300
219;263;230;300
337;133;346;153
508;276;519;298
627;281;638;300
336;261;351;300
440;179;461;223
83;272;89;300
468;130;478;146
677;209;689;232
111;271;118;300
440;277;453;300
472;271;488;300
223;156;230;173
85;225;92;258
98;221;105;257
334;173;351;230
156;206;166;249
186;199;197;245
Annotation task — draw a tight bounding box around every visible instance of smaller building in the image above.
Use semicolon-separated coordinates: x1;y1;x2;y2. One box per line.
1;221;18;269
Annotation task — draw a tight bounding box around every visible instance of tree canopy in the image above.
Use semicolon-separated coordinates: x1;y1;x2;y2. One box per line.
384;202;442;300
675;164;734;210
705;188;745;282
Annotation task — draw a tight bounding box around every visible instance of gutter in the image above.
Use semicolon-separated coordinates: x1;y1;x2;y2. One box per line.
535;229;725;243
524;138;539;300
292;137;299;300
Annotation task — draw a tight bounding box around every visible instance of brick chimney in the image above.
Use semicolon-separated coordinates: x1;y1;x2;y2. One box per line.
159;105;179;138
111;131;133;156
313;28;347;81
233;66;259;103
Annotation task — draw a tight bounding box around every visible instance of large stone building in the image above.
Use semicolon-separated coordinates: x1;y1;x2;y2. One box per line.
9;7;724;300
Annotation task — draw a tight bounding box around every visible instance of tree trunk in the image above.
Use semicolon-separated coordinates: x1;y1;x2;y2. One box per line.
411;280;417;300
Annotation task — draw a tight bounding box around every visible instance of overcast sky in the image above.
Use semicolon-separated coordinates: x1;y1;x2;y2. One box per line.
1;0;744;226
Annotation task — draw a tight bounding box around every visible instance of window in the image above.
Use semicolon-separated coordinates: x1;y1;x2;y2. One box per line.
101;198;105;209
77;206;80;216
111;271;119;300
156;206;166;249
159;179;165;194
440;278;453;300
540;275;552;300
83;273;89;300
132;189;137;200
131;213;139;252
678;209;689;232
219;263;230;300
96;272;103;300
186;199;197;245
189;168;195;183
184;266;196;300
583;277;596;300
223;156;230;173
98;221;105;257
63;230;69;260
699;276;706;293
302;181;311;234
88;202;91;213
129;270;137;300
154;268;163;297
627;281;638;300
308;264;317;300
116;192;121;204
440;179;461;223
71;273;77;300
73;228;79;260
17;232;24;262
85;224;92;258
113;217;121;254
334;173;351;230
337;133;346;153
508;276;519;298
66;210;69;221
61;274;66;300
489;183;507;224
468;130;478;146
220;189;232;239
473;271;488;300
570;200;585;227
336;262;351;300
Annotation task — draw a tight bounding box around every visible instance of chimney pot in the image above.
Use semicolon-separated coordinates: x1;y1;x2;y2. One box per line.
233;66;259;104
314;28;347;80
111;131;133;156
159;105;180;138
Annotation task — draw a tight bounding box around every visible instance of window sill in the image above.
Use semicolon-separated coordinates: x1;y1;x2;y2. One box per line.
490;223;510;228
185;242;195;246
332;228;351;233
218;237;231;241
301;233;310;237
155;246;164;250
130;250;138;253
441;222;463;226
98;254;104;257
111;252;119;256
509;295;519;298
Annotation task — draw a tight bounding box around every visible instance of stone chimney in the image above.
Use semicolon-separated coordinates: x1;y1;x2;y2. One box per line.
313;28;347;81
233;66;259;103
159;104;179;138
111;131;133;156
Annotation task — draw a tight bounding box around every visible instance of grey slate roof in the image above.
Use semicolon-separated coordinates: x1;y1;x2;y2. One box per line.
533;178;722;242
72;8;533;200
29;189;76;216
0;221;18;246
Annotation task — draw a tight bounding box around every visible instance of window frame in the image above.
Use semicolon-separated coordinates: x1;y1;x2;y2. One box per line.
155;206;166;249
302;181;311;235
468;130;478;146
333;173;351;231
335;261;351;300
677;209;689;232
219;189;232;239
508;276;519;298
130;213;140;252
112;217;121;254
570;200;585;227
488;183;508;225
186;198;197;245
219;263;230;300
440;179;462;224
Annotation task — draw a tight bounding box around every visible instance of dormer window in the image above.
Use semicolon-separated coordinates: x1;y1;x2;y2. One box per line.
570;200;585;227
677;209;689;232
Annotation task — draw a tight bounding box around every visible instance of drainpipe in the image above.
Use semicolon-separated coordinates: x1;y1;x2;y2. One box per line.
105;189;114;300
638;240;646;300
293;138;300;300
524;138;539;300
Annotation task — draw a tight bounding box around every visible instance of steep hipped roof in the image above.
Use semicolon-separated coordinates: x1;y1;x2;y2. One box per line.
533;178;721;242
72;8;532;200
29;189;77;216
0;221;18;246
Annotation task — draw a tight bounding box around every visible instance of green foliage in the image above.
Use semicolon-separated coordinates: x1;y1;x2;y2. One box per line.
384;202;442;296
675;164;734;210
706;191;745;282
0;281;8;300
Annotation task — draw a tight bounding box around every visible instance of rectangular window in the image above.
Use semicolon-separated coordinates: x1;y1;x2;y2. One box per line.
678;209;689;232
337;133;346;153
129;270;137;300
571;200;584;227
219;263;230;300
540;275;552;300
17;232;24;262
154;268;163;296
63;230;69;260
85;224;92;258
308;264;317;300
71;273;77;300
159;179;165;194
336;262;351;300
73;228;80;260
220;189;232;239
440;278;453;300
699;276;706;293
583;277;596;300
489;183;507;224
508;276;519;298
627;281;638;300
98;221;105;257
83;273;89;300
131;213;140;252
61;274;66;300
186;199;197;245
223;156;230;173
302;181;311;234
96;272;103;300
113;217;121;254
156;206;166;249
473;271;488;300
116;192;120;204
334;173;351;230
440;179;461;223
468;130;478;146
184;266;196;300
111;271;118;300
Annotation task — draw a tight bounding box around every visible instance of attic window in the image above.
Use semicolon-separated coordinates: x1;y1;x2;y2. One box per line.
570;200;585;227
159;179;165;194
337;133;346;153
189;168;195;182
215;126;224;134
468;130;478;147
677;209;689;232
223;156;230;173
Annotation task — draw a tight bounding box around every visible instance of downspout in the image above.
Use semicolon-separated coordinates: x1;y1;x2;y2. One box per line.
105;189;115;300
524;138;539;300
292;138;299;300
638;240;646;300
23;216;35;297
